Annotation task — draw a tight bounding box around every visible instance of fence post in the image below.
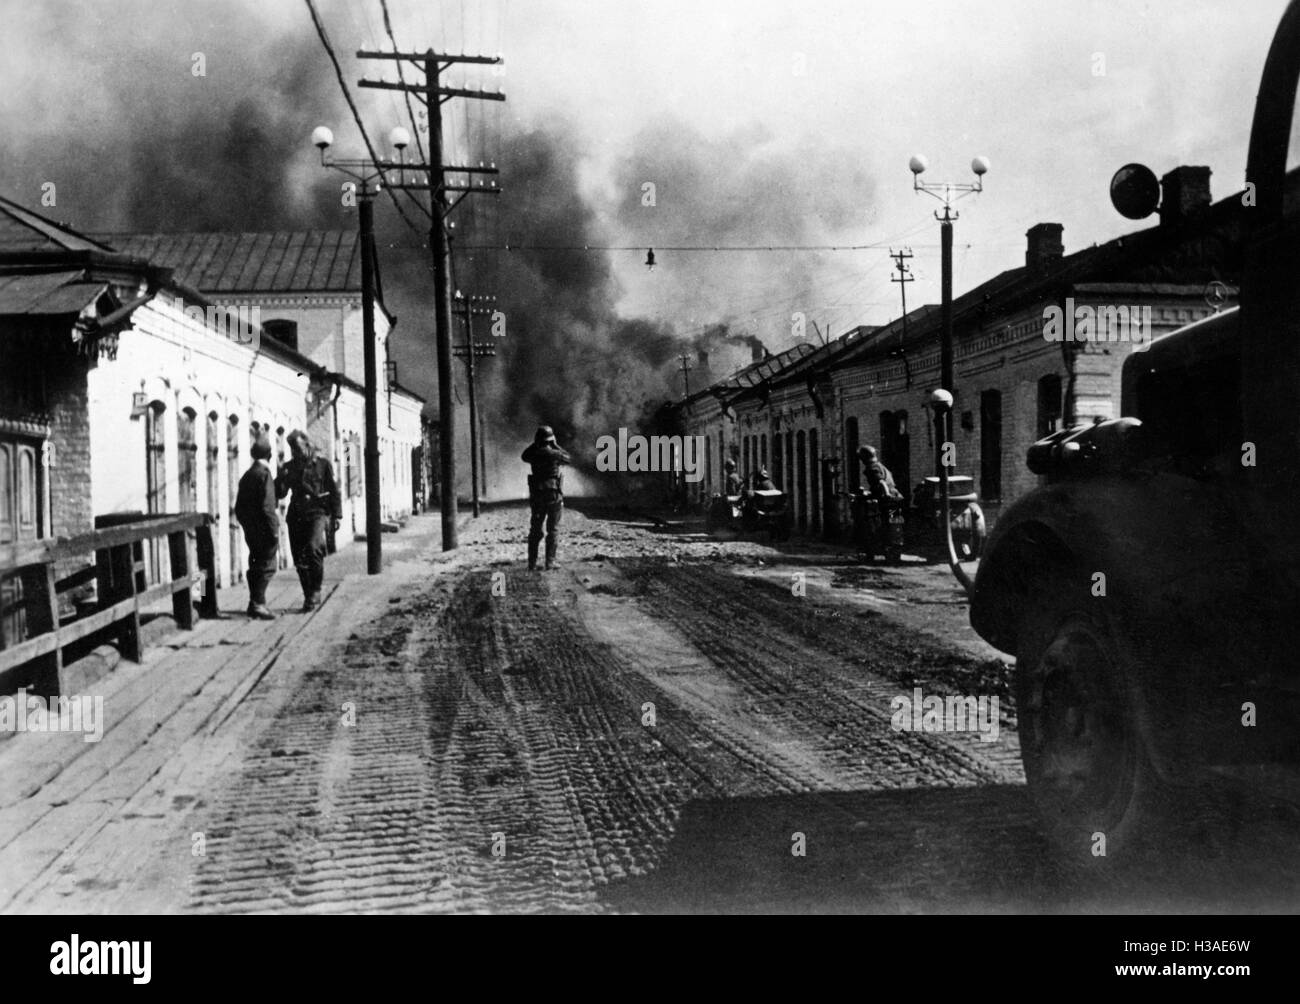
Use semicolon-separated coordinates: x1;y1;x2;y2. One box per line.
168;529;194;630
112;542;143;663
31;563;62;698
195;521;218;619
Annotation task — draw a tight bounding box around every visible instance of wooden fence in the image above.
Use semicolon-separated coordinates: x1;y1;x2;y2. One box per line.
0;514;218;694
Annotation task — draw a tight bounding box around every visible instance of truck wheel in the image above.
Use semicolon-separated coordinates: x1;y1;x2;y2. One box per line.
1016;592;1164;865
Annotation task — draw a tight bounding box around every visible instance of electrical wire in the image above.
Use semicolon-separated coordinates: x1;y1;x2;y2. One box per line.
303;0;428;237
379;0;429;167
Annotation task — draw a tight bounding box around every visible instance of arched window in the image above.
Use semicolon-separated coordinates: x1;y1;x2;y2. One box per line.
227;415;242;583
262;319;299;351
145;402;167;515
845;416;861;490
206;412;220;516
980;390;1003;502
178;407;198;513
796;430;808;530
809;428;820;534
1037;374;1063;438
785;432;794;497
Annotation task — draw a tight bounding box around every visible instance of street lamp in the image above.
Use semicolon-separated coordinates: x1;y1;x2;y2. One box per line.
928;388;974;595
311;124;413;575
909;153;988;467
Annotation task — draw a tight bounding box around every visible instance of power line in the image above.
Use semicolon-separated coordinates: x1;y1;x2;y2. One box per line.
303;0;429;235
444;242;968;252
379;0;429;166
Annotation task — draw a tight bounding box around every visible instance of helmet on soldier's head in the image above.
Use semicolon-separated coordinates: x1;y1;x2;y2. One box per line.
758;468;770;480
859;444;878;461
724;458;736;470
534;425;557;445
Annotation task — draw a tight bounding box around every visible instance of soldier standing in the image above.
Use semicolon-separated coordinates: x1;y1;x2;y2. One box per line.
723;457;744;496
521;425;571;570
858;444;902;501
276;430;342;611
234;434;279;620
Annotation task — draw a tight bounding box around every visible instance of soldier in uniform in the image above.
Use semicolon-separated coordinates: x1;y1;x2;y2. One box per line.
858;444;902;501
521;425;571;570
723;457;744;496
234;434;279;620
275;430;342;611
752;467;777;492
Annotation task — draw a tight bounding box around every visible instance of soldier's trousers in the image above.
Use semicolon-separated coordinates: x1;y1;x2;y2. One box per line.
289;514;329;596
528;491;563;567
244;538;277;606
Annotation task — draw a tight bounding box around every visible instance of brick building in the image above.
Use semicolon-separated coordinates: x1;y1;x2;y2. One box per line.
677;166;1247;536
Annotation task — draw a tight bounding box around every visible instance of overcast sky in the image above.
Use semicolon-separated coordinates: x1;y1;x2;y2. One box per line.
1;0;1289;353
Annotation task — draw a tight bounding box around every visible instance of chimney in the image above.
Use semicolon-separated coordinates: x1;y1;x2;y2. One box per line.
697;349;709;369
1160;166;1212;227
1025;223;1064;271
751;340;766;363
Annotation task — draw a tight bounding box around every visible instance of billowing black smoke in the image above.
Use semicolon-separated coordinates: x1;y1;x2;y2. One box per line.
461;124;681;467
1;2;875;495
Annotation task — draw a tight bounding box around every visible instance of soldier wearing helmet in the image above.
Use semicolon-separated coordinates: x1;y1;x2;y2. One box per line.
723;457;744;496
521;425;571;570
858;444;902;501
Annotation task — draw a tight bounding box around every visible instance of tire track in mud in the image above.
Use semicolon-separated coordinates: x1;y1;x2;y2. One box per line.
186;536;1025;913
604;560;1024;787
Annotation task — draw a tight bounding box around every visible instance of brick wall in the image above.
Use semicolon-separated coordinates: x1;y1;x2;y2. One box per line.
46;360;93;540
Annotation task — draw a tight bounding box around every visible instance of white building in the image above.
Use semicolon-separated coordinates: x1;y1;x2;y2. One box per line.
1;199;426;601
98;231;427;537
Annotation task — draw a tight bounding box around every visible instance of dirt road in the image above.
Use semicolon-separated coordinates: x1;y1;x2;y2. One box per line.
164;502;1300;914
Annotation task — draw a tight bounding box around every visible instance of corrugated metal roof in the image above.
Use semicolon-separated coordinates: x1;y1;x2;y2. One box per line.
94;231;361;293
0;270;103;316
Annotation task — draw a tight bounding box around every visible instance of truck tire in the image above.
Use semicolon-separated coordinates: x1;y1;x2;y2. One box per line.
1015;588;1166;866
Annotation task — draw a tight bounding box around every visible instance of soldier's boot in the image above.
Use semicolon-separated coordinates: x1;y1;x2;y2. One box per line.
544;536;558;570
296;567;316;611
527;539;540;571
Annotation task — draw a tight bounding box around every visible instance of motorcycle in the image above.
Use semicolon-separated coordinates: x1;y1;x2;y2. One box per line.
848;490;906;564
705;488;793;542
908;475;986;562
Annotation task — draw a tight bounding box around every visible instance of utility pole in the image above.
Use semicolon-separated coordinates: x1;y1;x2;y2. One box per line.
359;48;504;551
677;353;694;398
453;292;497;518
359;193;382;573
889;247;914;388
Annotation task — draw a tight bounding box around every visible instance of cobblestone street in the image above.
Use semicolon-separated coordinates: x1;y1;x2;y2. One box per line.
3;504;1299;914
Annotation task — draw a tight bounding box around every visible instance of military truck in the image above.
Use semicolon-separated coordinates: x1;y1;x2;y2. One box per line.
969;0;1300;857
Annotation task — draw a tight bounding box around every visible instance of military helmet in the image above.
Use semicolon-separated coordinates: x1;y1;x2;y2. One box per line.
534;425;557;445
724;458;736;470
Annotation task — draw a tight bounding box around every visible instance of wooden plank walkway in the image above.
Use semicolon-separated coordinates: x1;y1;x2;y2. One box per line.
0;514;448;913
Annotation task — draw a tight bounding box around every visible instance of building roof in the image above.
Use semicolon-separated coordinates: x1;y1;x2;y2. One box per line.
0;270;109;316
0;195;115;255
93;231;362;294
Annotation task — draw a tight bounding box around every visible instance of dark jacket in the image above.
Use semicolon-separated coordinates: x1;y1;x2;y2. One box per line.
235;461;279;549
521;441;571;491
865;460;902;500
276;455;342;521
